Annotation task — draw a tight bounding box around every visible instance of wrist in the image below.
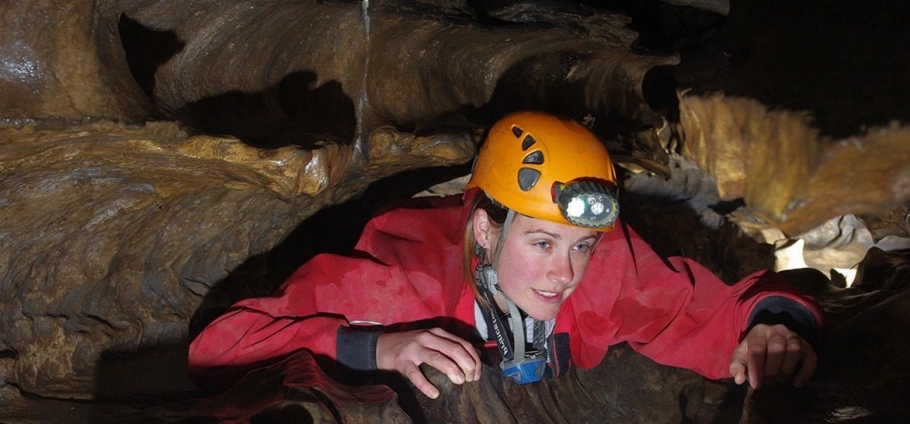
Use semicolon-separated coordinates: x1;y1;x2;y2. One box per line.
746;296;820;348
336;325;382;371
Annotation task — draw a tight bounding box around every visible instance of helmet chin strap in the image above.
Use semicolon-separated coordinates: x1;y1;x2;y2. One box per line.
478;209;530;361
490;208;516;271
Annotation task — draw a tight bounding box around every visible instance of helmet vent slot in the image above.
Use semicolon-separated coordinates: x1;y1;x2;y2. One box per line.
512;126;524;138
521;134;536;151
522;150;544;165
517;168;541;191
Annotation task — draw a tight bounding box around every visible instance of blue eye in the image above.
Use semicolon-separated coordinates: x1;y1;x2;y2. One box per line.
574;243;593;253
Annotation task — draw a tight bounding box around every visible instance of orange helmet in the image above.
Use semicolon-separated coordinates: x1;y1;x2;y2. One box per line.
466;111;619;231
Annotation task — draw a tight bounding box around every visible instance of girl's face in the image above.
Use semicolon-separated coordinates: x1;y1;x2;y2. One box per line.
473;209;598;321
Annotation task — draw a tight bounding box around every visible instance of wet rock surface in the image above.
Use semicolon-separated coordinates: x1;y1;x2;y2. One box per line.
1;0;670;400
1;0;909;422
1;344;706;423
0;118;473;399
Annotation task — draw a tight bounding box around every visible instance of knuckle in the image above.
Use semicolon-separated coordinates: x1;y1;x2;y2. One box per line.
425;349;445;363
414;329;434;341
404;367;423;380
748;344;766;354
767;342;786;355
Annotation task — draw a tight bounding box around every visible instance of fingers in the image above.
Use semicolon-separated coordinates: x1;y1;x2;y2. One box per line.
422;348;468;386
403;363;440;399
729;341;749;386
746;337;767;389
759;332;786;385
426;328;482;382
779;335;804;377
793;344;818;388
733;324;818;390
376;328;483;399
411;329;479;384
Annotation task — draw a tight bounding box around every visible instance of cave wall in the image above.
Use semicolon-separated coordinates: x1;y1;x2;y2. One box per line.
1;0;677;399
1;0;909;418
0;0;151;122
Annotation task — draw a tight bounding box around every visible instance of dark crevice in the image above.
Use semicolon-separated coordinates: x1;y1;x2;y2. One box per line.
169;71;357;149
118;13;185;100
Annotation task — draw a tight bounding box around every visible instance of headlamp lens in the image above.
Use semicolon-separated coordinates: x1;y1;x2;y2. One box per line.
556;180;619;229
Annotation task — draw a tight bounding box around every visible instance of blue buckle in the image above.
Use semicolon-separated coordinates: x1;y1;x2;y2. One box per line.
501;356;547;385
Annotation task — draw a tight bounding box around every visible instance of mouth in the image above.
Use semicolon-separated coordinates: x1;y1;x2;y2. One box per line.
533;289;563;304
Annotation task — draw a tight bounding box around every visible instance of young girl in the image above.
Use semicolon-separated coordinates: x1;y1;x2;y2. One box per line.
188;111;821;399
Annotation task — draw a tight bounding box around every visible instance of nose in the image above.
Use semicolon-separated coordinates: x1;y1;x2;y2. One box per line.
547;251;575;285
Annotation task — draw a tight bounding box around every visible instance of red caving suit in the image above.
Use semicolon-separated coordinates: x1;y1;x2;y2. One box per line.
188;194;822;390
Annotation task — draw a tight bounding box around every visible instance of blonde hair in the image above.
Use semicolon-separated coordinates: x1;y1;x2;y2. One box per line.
461;191;508;301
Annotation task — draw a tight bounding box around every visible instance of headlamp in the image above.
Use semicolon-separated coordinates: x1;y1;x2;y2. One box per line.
554;180;619;229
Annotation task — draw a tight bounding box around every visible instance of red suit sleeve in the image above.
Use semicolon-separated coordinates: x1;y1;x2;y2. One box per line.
187;197;469;390
564;221;823;380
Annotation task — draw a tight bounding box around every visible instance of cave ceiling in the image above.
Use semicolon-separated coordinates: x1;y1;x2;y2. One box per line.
1;0;910;421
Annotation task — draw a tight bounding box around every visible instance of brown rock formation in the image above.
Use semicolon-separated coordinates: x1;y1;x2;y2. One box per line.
672;0;910;235
1;0;910;422
1;0;674;401
679;95;910;236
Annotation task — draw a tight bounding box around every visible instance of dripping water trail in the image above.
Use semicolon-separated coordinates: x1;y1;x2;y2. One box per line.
355;0;372;161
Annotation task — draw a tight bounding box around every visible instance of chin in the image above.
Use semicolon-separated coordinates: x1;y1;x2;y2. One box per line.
527;308;559;321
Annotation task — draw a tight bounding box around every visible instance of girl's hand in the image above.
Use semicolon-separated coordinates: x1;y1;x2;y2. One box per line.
376;327;482;399
729;323;817;389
